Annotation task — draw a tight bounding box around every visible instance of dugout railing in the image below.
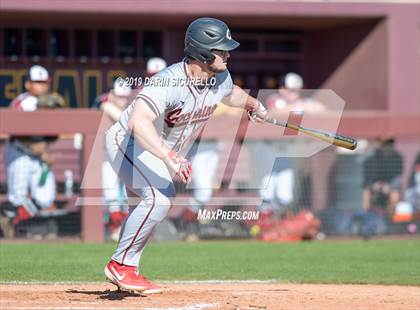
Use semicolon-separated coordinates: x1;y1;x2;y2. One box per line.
0;109;104;241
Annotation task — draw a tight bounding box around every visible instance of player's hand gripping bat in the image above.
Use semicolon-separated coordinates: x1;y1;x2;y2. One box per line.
265;117;357;150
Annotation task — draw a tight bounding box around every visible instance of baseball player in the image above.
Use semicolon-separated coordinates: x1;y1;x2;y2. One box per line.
93;79;133;241
104;17;267;294
5;65;64;226
95;59;167;241
146;57;167;77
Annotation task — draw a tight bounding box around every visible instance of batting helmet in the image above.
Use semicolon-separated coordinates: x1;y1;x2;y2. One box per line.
184;17;240;64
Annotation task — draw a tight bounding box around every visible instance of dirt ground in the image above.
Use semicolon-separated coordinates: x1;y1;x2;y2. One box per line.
0;282;419;310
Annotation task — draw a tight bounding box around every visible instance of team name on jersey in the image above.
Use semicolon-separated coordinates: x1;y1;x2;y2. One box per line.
165;104;218;127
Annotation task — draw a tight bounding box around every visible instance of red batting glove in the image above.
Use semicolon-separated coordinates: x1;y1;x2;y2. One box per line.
163;150;192;184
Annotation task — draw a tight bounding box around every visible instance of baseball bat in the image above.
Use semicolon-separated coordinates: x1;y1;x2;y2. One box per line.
265;117;357;150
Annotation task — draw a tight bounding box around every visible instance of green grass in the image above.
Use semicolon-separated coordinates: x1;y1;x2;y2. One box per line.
0;240;419;285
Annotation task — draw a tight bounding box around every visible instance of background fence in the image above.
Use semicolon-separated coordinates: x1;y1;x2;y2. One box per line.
0;110;418;241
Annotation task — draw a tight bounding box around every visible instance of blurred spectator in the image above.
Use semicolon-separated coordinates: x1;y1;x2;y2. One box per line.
266;72;326;115
403;152;420;215
11;65;66;111
4;65;65;230
363;138;403;214
249;73;326;240
93;79;132;241
94;57;166;241
259;73;325;216
189;138;220;212
146;57;167;77
93;79;132;121
181;103;242;235
356;137;404;238
258;157;294;216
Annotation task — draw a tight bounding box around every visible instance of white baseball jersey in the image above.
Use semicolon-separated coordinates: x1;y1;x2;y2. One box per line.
106;60;234;266
11;92;38;111
118;60;233;151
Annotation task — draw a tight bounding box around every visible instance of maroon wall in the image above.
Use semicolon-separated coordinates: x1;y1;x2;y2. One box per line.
387;8;419;114
304;19;387;110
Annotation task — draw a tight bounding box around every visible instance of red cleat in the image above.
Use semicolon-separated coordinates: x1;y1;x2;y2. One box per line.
104;260;147;291
137;275;162;294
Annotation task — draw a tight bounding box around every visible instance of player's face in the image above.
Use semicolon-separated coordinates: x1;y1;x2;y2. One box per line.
111;93;130;109
280;88;301;102
208;50;230;73
26;81;49;96
29;141;48;156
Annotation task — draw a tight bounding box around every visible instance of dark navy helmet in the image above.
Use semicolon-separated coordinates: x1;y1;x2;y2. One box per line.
184;17;240;64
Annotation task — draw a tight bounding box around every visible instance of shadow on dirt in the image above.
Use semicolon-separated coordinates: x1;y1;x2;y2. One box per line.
66;289;146;300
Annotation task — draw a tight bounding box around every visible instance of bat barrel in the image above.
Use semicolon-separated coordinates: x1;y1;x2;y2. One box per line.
265;117;357;151
293;125;358;151
331;135;358;150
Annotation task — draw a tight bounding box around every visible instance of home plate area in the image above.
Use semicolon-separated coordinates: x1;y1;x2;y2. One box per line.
1;282;419;310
